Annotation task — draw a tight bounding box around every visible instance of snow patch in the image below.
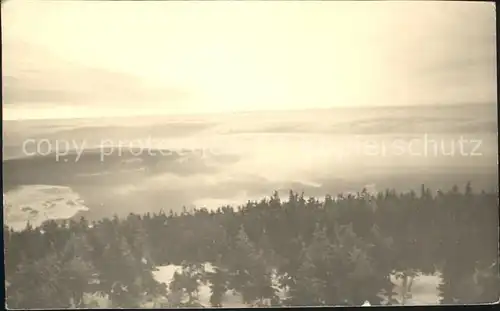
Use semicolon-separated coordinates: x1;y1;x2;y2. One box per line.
387;271;442;305
152;263;250;307
151;264;441;307
3;185;89;231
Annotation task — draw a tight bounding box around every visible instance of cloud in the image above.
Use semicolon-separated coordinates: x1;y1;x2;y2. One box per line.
2;1;496;119
33;122;218;142
2;39;190;107
219;105;497;135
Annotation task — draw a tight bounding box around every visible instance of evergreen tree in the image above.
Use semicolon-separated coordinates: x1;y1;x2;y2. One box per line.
4;183;497;307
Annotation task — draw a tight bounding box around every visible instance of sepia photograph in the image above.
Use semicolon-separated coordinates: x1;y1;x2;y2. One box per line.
2;0;499;308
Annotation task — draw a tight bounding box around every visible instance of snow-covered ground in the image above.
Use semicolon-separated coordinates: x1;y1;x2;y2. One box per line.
150;263;442;307
151;263;263;307
388;272;443;305
3;185;89;231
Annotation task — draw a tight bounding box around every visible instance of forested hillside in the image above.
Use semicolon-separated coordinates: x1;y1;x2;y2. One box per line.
4;183;499;308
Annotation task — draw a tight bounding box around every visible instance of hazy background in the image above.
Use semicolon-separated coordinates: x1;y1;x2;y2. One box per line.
2;0;496;119
2;0;498;228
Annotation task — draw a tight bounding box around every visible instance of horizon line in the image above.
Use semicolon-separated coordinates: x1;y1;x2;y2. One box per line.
3;101;496;122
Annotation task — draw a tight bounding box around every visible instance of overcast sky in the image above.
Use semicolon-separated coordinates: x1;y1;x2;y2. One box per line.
2;0;496;120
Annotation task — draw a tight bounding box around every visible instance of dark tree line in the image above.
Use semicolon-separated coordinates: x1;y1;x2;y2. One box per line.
4;183;499;308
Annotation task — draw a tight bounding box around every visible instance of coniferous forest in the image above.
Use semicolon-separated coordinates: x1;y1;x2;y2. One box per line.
4;183;499;308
